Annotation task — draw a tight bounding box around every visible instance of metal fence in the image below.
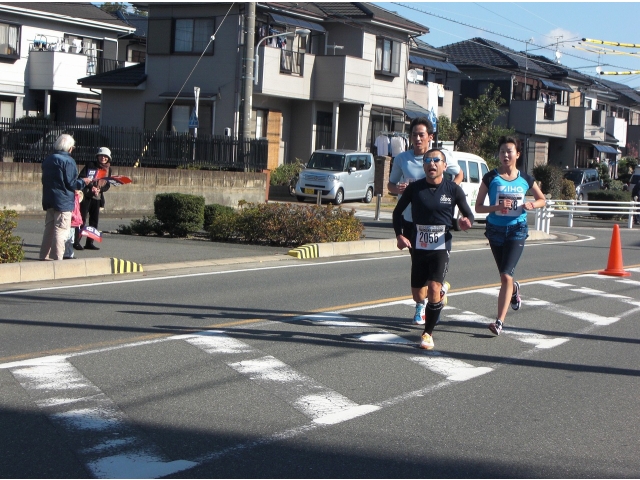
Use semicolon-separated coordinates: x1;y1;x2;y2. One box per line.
534;198;640;233
0;119;268;170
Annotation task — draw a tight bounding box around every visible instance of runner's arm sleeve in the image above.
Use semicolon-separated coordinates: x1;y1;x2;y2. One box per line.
455;185;474;223
392;183;413;235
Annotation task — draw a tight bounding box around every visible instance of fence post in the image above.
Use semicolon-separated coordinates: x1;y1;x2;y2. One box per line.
628;200;634;229
535;205;542;231
374;194;381;221
568;199;575;228
316;189;321;205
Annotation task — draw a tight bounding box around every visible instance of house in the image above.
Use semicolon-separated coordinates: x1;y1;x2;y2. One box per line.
0;2;133;122
439;37;640;174
113;9;147;65
77;2;429;169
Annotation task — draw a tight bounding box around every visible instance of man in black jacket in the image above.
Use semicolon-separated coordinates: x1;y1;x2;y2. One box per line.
392;148;474;350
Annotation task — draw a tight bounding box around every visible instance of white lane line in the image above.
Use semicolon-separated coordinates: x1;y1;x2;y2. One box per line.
569;287;640;306
409;353;493;381
445;311;569;349
476;289;620;326
525;298;620;325
293;313;371;327
355;333;415;344
535;280;576;288
183;332;379;424
10;358;196;479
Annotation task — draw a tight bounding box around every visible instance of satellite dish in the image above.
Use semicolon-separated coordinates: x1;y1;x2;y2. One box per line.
596;66;602;74
407;69;418;83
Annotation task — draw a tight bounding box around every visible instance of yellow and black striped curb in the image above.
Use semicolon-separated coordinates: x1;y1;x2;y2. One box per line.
111;258;144;274
288;244;319;259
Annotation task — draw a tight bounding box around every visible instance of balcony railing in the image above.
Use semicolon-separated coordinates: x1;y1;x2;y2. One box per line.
280;50;304;76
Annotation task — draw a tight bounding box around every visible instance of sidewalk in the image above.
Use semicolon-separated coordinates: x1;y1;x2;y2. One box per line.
2;197;555;285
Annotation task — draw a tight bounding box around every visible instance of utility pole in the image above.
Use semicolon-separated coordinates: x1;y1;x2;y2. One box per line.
241;2;256;169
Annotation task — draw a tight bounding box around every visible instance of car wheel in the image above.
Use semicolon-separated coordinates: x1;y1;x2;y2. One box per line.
362;187;373;203
333;189;344;205
296;196;306;202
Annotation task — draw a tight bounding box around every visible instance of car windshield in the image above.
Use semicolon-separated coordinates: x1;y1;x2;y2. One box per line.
307;153;345;171
563;171;583;186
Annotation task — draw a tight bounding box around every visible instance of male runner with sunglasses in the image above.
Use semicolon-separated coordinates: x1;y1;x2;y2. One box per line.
392;148;474;350
388;117;464;327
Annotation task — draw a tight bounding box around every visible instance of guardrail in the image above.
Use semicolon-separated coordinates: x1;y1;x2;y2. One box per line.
534;198;640;233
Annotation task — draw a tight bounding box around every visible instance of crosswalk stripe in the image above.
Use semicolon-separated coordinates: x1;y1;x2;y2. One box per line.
445;310;569;348
10;358;196;479
476;289;620;326
356;333;414;344
183;332;379;424
409;353;493;381
537;280;576;288
293;313;370;327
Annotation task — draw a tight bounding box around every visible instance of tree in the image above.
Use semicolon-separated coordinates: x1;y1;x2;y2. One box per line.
436;115;458;142
455;84;515;169
99;2;128;14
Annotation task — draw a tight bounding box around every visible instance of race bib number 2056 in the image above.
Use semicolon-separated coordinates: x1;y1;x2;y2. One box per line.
416;224;446;250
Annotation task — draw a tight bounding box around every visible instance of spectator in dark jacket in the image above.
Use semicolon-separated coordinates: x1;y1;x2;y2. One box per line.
74;147;112;250
39;134;91;260
632;181;640;225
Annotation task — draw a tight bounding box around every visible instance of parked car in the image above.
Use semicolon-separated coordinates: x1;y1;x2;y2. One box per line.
563;168;602;202
442;149;490;229
294;149;375;205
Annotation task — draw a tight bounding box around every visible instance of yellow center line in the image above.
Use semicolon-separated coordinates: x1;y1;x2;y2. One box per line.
3;265;638;364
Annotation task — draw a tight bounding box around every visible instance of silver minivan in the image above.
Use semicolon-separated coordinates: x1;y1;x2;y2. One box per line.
295;149;375;205
563;168;601;202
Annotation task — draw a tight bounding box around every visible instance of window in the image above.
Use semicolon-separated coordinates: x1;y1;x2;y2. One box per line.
375;37;400;76
0;99;15;120
174;18;214;54
0;22;20;59
468;161;480;183
458;160;467;182
76;101;100;125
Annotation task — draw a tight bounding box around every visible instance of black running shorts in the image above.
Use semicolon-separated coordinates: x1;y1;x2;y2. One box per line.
410;249;450;288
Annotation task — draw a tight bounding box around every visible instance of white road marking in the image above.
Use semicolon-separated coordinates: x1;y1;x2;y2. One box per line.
409;353;493;381
10;358;196;479
535;280;576;288
524;298;620;325
184;333;379;422
355;333;415;344
293;312;371;327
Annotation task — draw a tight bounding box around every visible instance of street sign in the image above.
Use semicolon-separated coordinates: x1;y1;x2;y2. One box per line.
188;109;199;129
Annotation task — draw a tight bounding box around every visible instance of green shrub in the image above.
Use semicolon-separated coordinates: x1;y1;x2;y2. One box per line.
588;190;632;219
154;193;205;237
560;178;576;200
207;203;364;246
204;204;235;230
533;164;565;199
118;215;164;236
0;208;24;264
270;162;305;186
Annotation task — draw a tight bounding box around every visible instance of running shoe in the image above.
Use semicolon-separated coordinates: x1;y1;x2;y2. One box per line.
488;319;503;336
441;281;450;306
419;332;434;350
413;303;426;325
511;281;521;311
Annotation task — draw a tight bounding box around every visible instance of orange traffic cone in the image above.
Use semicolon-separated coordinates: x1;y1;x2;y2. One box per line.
598;224;631;277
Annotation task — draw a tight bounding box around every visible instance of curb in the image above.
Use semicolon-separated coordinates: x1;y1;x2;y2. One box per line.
0;257;143;285
2;230;559;285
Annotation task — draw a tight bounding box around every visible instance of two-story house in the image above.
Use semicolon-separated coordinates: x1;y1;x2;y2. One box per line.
78;2;428;169
0;2;133;123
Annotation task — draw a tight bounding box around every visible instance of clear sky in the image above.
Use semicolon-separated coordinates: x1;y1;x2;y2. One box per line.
376;1;640;88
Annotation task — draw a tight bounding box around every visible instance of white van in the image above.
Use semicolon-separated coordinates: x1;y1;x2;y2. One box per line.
295;149;375;205
442;149;490;229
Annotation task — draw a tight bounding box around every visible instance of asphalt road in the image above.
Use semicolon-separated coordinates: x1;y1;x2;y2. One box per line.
1;221;639;478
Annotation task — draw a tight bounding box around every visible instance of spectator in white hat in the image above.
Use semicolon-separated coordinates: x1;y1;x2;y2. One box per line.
75;147;112;250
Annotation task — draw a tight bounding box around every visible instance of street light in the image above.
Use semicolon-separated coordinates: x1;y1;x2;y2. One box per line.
254;28;310;85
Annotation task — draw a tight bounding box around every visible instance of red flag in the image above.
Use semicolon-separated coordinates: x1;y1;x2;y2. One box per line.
80;226;103;243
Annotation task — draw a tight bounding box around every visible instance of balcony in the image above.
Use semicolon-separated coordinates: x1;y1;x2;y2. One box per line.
406;82;453;119
255;46;312;99
509;100;569;138
313;55;371;104
568;107;605;141
28;48;124;94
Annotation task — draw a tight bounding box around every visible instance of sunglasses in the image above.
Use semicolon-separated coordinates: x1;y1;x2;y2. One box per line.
423;157;443;164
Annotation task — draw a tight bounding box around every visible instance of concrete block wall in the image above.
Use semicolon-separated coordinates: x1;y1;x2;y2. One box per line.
374;156;391;196
0;163;268;215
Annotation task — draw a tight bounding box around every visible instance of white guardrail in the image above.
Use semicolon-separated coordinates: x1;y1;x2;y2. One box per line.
533;198;640;233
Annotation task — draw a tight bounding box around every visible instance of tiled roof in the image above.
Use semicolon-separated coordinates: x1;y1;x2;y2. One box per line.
77;62;146;88
0;2;131;29
593;77;640;104
439;37;547;75
115;10;148;38
260;2;428;34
